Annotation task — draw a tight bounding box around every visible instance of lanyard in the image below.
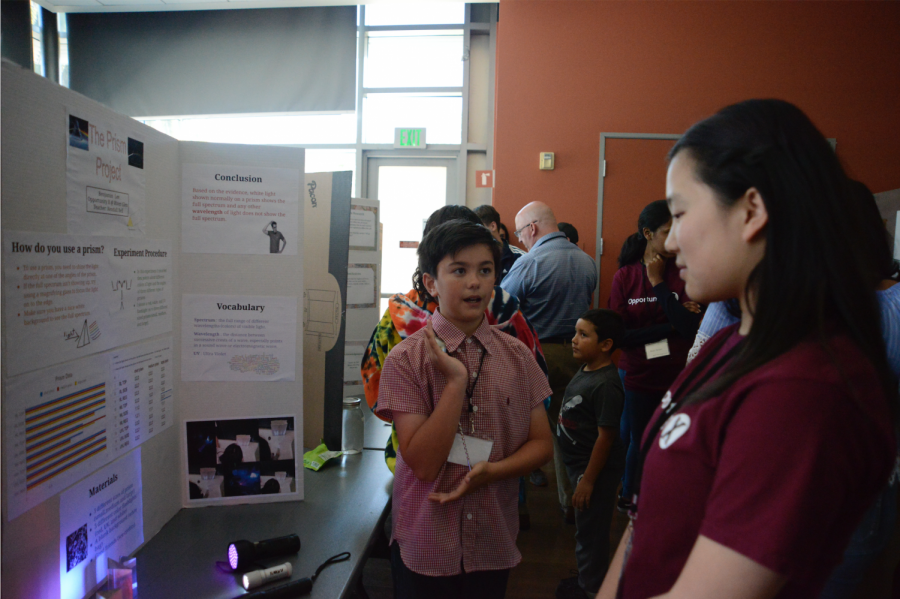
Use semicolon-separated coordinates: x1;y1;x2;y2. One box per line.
631;334;743;505
464;345;488;434
456;343;488;469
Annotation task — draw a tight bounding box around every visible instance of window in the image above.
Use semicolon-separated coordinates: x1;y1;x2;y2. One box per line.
365;3;465;27
142;113;356;146
362;93;462;144
58;13;69;87
30;2;43;77
364;30;464;88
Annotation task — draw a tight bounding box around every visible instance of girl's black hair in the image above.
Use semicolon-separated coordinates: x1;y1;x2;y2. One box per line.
617;199;672;268
847;179;894;283
578;309;625;353
411;206;489;299
414;219;501;306
670;99;895;412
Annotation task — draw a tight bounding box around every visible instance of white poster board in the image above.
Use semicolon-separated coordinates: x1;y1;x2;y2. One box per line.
59;449;143;599
181;294;298;382
181;163;300;255
5;336;173;520
344;198;382;399
66;108;146;237
2;232;173;376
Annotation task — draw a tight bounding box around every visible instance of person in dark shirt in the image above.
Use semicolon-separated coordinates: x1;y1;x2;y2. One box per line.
558;222;579;244
556;309;626;599
262;221;286;253
473;204;524;284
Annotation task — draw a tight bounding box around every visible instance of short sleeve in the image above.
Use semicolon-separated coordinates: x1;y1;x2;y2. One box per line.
699;378;886;578
374;348;432;422
594;374;624;429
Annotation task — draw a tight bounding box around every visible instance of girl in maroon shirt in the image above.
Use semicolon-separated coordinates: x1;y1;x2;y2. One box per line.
608;200;702;511
598;100;897;599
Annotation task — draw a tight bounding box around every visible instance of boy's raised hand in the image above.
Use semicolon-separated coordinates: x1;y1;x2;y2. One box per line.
424;319;468;385
428;461;494;504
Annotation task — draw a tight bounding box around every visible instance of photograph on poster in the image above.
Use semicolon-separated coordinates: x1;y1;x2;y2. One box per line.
2;232;172;377
66;109;146;237
185;417;298;503
59;449;142;599
181;163;300;255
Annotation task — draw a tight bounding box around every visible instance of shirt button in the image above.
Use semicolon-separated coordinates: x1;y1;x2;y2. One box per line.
467;513;473;520
471;372;477;379
466;338;472;344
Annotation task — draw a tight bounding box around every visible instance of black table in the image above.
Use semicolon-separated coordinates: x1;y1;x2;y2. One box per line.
134;448;393;599
364;411;393;452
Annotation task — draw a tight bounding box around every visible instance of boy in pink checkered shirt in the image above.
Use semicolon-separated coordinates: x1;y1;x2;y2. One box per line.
376;219;553;599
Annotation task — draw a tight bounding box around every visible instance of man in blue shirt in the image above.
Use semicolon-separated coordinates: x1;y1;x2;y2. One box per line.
501;201;597;520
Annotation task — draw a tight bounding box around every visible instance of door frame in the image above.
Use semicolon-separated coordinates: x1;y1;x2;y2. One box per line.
364;154;460;305
362;151;461;204
594;132;681;307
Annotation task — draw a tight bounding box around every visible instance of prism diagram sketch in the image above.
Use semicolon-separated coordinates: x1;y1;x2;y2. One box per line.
64;320;101;347
306;290;336;336
111;279;133;311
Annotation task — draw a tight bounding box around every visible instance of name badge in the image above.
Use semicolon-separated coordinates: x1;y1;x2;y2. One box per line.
645;339;670;360
447;434;493;467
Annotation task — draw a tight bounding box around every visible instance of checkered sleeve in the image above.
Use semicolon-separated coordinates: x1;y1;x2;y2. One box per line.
375;343;433;423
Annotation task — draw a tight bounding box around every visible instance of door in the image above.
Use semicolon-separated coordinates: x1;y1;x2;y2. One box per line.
366;156;457;313
598;137;678;309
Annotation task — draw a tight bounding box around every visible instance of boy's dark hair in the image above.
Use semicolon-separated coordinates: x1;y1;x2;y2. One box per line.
413;206;485;296
473;204;501;229
558;222;579;244
424;205;481;235
578;309;625;352
414;220;501;305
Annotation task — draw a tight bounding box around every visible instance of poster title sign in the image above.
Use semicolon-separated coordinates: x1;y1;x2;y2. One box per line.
181;163;300;255
182;294;298;382
3;232;173;376
66;109;146;237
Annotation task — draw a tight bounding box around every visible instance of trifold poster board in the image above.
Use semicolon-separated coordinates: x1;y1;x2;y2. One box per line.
343;198;382;401
0;61;349;598
301;172;352;451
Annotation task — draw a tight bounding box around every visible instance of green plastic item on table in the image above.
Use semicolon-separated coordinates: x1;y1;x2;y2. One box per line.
303;443;344;471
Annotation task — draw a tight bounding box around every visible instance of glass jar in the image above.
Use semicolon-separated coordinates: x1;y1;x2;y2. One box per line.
341;397;365;454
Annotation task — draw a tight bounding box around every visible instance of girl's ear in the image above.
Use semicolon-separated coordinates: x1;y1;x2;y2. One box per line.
422;271;438;299
740;187;769;243
642;227;653;241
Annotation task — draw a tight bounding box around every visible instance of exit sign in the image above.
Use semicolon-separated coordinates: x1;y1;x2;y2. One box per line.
394;128;426;148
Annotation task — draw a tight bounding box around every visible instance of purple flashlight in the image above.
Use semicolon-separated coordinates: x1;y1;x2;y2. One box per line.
226;535;300;572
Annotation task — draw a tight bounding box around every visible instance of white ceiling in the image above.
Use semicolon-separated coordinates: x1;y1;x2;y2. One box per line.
37;0;487;15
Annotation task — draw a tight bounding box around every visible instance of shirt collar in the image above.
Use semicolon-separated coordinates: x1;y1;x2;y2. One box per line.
432;310;495;354
531;231;566;251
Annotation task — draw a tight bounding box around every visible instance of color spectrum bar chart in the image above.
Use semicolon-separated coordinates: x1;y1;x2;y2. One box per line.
5;336;173;520
5;357;112;521
24;382;108;490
